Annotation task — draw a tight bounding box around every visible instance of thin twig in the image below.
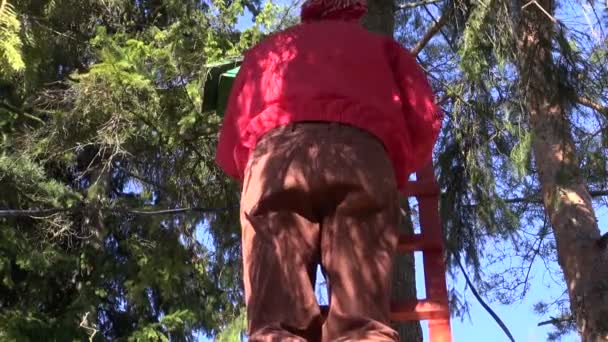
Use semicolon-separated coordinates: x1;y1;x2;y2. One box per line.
79;312;99;342
457;256;516;342
436;94;451;106
0;101;50;125
585;0;605;40
410;5;452;57
580;3;600;43
398;0;444;10
521;0;557;23
274;0;300;30
244;0;261;17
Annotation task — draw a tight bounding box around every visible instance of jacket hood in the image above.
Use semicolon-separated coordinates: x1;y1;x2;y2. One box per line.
301;0;367;23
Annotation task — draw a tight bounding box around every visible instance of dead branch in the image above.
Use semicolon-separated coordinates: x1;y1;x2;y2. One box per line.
538;315;575;327
79;312;99;342
575;96;608;116
521;0;558;23
410;5;452;57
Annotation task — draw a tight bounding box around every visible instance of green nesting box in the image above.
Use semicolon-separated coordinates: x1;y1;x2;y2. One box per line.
216;66;240;117
202;59;242;117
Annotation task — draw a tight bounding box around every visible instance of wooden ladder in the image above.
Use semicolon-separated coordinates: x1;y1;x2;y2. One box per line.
319;163;452;341
392;162;452;341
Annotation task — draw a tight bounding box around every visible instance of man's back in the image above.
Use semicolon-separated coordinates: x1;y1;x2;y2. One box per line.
239;20;402;118
216;18;440;188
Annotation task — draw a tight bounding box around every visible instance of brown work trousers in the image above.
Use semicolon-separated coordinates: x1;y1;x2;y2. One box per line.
240;122;400;342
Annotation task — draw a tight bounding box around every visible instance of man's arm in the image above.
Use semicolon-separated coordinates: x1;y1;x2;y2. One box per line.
389;40;443;175
215;60;249;181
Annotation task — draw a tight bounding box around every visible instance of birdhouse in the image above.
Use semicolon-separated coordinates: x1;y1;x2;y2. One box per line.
201;59;242;117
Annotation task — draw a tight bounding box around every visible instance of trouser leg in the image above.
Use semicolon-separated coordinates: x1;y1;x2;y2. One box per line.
240;128;323;341
314;124;400;342
240;122;401;342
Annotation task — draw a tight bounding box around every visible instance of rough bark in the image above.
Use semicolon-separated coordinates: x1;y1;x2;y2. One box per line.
363;2;423;341
515;0;608;340
362;0;395;36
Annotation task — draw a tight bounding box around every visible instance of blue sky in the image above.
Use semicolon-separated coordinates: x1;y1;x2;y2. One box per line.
194;1;606;341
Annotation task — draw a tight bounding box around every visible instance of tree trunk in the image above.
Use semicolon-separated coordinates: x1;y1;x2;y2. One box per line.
392;200;424;342
516;1;608;340
362;0;395;36
363;2;423;341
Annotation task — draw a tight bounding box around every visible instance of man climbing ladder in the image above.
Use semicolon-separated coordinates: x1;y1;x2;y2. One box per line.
215;0;443;340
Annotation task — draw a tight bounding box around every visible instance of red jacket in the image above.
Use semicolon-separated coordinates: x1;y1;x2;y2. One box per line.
215;2;442;191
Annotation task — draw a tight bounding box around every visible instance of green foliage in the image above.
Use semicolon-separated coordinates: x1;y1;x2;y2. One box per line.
216;308;246;342
0;0;285;340
459;0;494;79
128;310;197;341
229;1;283;55
458;0;515;79
508;129;533;179
0;155;82;207
421;0;607;338
0;1;25;76
1;0;605;340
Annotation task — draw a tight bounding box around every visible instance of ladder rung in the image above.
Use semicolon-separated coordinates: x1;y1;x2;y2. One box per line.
398;234;442;252
390;299;450;321
403;181;440;197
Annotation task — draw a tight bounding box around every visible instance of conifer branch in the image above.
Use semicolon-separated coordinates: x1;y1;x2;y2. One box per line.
0;206;231;218
0;100;21;113
503;190;608;204
537;315;574;327
243;0;261;17
116;207;230;216
0;208;72;217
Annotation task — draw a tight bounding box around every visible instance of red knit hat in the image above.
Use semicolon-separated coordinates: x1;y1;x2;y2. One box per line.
301;0;367;22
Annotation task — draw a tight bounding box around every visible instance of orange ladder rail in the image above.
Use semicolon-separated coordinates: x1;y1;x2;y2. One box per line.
392;163;452;341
